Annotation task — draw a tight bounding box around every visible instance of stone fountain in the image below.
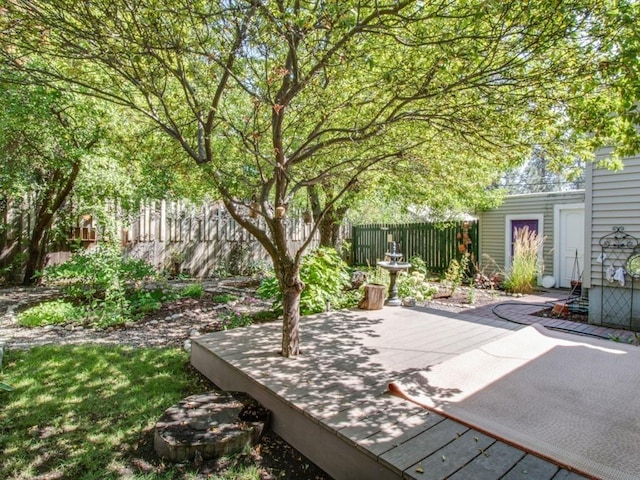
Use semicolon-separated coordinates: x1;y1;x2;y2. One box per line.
376;241;411;306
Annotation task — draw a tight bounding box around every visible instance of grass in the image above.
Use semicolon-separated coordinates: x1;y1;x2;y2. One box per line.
0;345;251;480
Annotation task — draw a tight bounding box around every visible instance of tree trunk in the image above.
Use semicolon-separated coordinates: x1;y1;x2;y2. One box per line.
317;214;335;247
22;214;52;285
22;163;80;285
222;198;306;358
281;284;302;357
308;183;351;248
277;260;304;357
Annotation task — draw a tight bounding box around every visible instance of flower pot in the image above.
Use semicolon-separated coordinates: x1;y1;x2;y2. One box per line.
570;280;582;295
552;302;570;315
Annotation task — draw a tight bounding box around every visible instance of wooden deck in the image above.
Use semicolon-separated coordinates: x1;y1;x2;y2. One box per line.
191;306;589;480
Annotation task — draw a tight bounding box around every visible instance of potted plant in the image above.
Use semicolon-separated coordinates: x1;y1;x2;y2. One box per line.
358;265;388;310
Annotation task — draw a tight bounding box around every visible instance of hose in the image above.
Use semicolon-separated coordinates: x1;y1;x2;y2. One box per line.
490;301;613;341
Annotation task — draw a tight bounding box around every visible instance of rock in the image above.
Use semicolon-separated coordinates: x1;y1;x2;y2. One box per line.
154;392;268;463
402;297;417;307
189;329;200;338
183;340;191;352
351;271;368;289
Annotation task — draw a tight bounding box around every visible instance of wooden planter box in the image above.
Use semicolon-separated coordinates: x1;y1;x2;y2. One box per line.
358;284;387;310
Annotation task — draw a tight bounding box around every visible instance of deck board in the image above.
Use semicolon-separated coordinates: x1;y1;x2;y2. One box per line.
191;306;589;480
448;441;526;480
326;394;425;432
501;454;561;480
378;418;468;470
356;409;446;457
403;429;495;479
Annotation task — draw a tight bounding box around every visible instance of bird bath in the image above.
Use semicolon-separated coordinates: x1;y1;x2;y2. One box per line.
377;242;411;306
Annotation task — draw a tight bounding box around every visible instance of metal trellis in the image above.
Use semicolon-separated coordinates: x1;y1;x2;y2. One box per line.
599;226;639;330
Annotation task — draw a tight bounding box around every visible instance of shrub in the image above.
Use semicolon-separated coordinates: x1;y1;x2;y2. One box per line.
366;265;390;286
251;310;281;323
43;245;156;297
16;300;80;327
397;271;438;302
181;283;204;299
504;226;544;294
127;288;168;316
408;255;428;275
444;253;470;296
41;245;157;327
257;246;353;315
218;310;252;330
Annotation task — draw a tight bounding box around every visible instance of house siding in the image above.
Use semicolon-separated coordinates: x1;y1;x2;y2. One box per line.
477;191;585;282
586;151;640;330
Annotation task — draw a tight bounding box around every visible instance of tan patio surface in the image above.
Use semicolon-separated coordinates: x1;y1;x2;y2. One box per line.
191;297;613;480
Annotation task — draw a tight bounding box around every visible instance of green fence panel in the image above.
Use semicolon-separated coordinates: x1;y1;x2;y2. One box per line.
352;221;478;273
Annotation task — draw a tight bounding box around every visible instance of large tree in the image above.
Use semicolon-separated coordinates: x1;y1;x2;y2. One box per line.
0;82;108;284
1;0;635;356
0;80;208;284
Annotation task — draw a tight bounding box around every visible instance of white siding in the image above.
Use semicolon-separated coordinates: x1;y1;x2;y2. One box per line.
586;152;640;289
586;151;640;330
477;191;585;280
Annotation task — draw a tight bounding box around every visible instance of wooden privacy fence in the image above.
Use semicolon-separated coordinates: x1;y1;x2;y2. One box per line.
1;196;346;280
122;200;333;277
352;221;479;273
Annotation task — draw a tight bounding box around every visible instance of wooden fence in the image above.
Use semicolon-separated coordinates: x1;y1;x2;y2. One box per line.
0;197;339;280
3;194;472;280
352;221;479;273
122;200;328;277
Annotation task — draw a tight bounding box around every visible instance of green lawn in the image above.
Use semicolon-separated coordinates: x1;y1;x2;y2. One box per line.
0;345;257;480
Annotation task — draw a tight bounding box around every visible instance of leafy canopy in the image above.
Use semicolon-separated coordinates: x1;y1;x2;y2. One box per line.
1;1;630;210
2;0;637;354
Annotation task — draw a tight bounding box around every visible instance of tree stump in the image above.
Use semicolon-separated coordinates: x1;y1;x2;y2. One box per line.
358;283;387;310
154;391;269;462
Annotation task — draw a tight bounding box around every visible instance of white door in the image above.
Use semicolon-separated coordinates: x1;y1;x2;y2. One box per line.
558;207;585;288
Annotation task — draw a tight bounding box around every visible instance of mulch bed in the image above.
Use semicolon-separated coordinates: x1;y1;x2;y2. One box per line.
533;306;589;324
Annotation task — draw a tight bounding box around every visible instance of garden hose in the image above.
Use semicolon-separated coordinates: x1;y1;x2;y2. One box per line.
490;301;613;341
